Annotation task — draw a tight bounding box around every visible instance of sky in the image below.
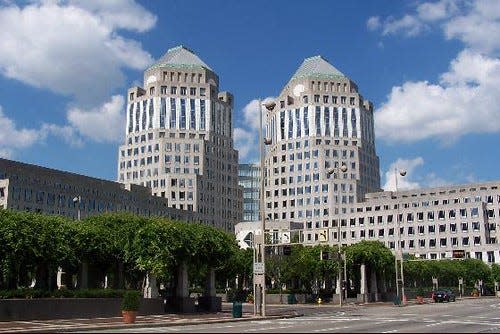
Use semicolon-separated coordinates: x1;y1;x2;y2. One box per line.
0;0;499;192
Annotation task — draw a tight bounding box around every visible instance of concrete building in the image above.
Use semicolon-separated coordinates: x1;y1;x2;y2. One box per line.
235;54;500;265
117;46;242;233
262;55;381;233
0;158;197;222
239;163;261;222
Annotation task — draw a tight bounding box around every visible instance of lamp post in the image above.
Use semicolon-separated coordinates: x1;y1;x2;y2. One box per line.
254;99;275;317
327;162;348;307
394;168;406;305
73;196;81;221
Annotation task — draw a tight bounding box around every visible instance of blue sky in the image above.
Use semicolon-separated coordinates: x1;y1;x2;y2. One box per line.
0;0;499;191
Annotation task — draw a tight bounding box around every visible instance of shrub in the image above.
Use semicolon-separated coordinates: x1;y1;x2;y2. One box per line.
121;290;141;311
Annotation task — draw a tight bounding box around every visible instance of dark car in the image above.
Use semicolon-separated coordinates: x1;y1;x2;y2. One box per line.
433;289;456;302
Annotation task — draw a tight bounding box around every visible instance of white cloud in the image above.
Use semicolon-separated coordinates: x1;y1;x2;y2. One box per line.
0;105;45;157
0;1;154;105
67;95;125;143
416;0;459;22
381;14;427;37
234;127;257;163
40;123;83;147
366;16;381;31
67;0;157;33
444;0;500;54
375;50;500;143
241;97;276;131
0;94;124;158
236;97;276;163
383;157;424;191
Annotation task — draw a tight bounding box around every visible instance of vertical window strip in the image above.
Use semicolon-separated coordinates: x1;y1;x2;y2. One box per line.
295;108;301;138
148;99;154;129
170;98;176;129
303;107;309;136
142;100;147;131
324;107;330;136
135;102;140;132
180;98;186;129
128;103;134;133
200;100;206;130
315;106;321;136
160;98;166;128
190;99;196;130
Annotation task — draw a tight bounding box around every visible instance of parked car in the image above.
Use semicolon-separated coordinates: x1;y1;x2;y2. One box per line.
433;289;456;302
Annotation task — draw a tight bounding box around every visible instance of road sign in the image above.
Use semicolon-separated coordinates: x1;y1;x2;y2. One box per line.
253;262;264;274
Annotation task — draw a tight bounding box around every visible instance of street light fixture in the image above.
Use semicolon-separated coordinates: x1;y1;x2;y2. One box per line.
394;168;406;305
327;162;348;307
73;196;81;221
254;99;275;317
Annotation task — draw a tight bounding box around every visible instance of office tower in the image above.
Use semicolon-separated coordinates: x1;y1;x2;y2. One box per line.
263;55;380;241
238;163;261;222
117;46;242;232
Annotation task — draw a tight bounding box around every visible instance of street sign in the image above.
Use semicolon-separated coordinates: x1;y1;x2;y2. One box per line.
253;262;264;274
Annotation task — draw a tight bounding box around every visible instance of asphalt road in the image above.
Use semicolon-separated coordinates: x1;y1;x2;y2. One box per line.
85;298;500;333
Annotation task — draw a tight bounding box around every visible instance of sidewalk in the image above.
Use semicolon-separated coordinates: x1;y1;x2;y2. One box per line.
0;303;302;333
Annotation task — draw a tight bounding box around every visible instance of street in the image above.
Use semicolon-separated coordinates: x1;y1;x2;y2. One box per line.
85;298;500;333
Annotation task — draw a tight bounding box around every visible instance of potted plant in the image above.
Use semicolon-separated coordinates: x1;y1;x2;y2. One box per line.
471;288;479;297
416;287;425;304
121;290;141;324
246;293;254;304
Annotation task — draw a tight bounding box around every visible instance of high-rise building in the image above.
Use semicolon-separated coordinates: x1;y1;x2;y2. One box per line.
262;55;380;233
238;163;261;222
117;46;242;232
235;54;500;265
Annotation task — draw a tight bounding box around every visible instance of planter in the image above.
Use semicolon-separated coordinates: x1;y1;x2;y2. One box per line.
122;310;137;324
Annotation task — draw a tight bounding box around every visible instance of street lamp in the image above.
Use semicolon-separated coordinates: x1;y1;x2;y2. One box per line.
253;99;275;317
73;196;81;221
327;162;348;307
393;168;406;305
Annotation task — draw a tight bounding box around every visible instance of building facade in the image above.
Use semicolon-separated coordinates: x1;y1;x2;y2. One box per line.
117;46;242;232
262;55;380;234
238;163;260;222
235;54;500;265
0;158;197;222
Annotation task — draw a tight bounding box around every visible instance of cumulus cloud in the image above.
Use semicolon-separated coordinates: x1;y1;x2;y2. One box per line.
234;127;258;163
67;95;125;143
0;106;45;157
367;0;463;37
235;97;275;163
373;0;500;144
0;0;154;105
383;157;424;191
0;94;124;158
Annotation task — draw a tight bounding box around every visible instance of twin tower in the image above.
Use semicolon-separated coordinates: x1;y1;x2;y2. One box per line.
117;46;381;233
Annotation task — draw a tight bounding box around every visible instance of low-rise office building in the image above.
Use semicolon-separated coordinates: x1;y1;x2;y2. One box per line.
0;158;198;222
236;180;500;264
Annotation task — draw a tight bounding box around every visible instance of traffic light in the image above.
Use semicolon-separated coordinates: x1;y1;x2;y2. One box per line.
283;245;292;256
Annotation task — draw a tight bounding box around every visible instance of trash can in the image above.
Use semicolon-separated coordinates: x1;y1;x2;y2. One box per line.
232;301;242;318
287;293;297;304
393;295;401;306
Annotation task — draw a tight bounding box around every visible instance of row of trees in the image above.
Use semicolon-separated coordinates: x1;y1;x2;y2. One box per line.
1;209;498;298
0;210;240;291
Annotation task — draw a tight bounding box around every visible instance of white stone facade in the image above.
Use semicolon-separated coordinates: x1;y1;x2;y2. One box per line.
117;46;242;232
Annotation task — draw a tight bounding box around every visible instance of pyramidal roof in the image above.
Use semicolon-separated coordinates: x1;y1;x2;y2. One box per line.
290;55;346;81
148;45;212;71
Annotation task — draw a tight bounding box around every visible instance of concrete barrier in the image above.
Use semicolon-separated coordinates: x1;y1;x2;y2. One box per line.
0;298;164;321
